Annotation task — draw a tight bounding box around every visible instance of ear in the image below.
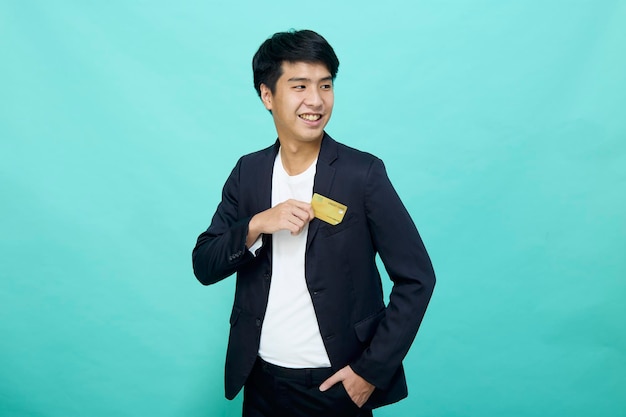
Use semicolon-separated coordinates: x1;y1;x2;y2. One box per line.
260;84;273;111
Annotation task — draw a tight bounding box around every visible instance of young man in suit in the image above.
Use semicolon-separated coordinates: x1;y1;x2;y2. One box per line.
192;29;436;417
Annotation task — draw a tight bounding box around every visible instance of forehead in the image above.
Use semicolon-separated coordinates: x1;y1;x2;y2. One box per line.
279;61;332;81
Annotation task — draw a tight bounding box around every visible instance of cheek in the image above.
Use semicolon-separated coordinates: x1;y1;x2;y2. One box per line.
275;96;298;114
290;95;305;110
324;94;335;108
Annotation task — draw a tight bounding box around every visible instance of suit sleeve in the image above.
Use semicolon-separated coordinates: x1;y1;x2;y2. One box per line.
350;158;436;389
192;158;257;285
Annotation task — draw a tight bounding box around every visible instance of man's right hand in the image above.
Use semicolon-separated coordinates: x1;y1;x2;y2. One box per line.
246;199;315;247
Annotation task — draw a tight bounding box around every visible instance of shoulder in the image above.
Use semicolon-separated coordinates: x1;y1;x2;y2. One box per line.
329;139;387;182
228;141;278;175
337;142;380;164
238;142;277;163
324;134;383;168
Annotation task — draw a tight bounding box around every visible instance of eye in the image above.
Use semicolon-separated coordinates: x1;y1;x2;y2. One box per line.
293;85;306;90
321;84;333;90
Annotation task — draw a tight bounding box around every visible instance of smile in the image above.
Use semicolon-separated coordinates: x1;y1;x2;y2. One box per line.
299;114;322;121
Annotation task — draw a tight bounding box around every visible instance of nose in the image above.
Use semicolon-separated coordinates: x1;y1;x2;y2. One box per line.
304;87;323;108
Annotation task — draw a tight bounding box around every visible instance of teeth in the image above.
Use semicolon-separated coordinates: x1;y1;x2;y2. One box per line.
299;114;321;121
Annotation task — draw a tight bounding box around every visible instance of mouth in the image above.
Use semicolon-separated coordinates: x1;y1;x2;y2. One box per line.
298;113;322;122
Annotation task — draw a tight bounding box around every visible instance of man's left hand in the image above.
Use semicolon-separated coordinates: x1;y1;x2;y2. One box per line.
319;365;375;408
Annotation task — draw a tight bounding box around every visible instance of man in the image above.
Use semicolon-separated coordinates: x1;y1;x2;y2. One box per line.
192;29;435;417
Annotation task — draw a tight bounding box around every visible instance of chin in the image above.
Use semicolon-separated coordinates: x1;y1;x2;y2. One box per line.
300;132;324;142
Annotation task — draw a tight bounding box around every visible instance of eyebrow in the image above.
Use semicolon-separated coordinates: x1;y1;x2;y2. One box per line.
287;76;333;83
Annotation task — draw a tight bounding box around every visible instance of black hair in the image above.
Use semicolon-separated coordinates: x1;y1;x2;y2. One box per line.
252;29;340;98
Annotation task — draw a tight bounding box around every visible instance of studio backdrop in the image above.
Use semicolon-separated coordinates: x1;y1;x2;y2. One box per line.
1;1;624;416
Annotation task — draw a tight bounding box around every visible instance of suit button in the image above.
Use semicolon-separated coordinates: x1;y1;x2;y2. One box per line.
255;318;262;327
263;273;270;281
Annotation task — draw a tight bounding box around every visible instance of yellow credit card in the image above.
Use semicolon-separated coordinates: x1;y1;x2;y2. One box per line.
311;193;348;225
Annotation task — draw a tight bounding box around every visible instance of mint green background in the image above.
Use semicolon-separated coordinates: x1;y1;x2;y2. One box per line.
1;1;625;416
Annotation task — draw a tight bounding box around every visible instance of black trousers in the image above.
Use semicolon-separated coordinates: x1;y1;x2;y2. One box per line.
243;357;374;417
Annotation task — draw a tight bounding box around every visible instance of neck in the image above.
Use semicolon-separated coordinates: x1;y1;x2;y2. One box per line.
278;138;322;176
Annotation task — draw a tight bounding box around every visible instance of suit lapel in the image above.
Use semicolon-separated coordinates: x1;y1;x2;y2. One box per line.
307;133;338;250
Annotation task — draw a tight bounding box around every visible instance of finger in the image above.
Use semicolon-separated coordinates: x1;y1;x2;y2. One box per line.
291;205;312;220
287;212;306;228
319;371;343;392
289;203;312;220
289;200;313;213
285;220;303;235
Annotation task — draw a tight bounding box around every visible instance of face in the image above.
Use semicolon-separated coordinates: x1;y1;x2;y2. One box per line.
260;61;334;147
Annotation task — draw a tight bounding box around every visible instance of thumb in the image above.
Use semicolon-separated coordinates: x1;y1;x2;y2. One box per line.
319;370;343;392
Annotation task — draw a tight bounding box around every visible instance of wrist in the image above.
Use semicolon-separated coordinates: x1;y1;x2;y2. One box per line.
246;215;262;248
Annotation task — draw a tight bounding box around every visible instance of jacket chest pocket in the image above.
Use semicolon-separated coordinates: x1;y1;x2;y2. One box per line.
321;212;358;238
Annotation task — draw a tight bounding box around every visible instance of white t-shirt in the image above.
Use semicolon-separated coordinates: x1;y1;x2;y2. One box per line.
257;149;331;368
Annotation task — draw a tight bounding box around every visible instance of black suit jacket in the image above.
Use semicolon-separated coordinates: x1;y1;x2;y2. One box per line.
192;133;435;409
